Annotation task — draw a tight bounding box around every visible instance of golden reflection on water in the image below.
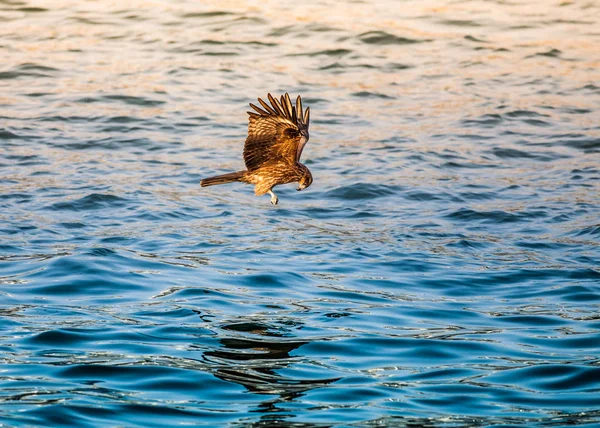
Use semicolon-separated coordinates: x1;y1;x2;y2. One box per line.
1;0;599;152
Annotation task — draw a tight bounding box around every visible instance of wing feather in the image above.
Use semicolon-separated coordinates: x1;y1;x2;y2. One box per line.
268;93;286;116
283;93;297;123
282;94;293;119
258;97;277;115
296;95;303;121
249;102;268;115
304;107;310;127
243;93;311;170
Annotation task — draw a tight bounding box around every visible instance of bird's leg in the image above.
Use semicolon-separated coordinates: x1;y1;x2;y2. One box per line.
268;190;278;205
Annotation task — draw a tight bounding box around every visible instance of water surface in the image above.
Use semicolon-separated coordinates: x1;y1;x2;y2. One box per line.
1;0;600;426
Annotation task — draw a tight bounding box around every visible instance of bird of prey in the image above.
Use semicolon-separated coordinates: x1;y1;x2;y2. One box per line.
200;93;312;205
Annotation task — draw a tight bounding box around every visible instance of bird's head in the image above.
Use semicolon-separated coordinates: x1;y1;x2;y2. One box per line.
297;168;313;191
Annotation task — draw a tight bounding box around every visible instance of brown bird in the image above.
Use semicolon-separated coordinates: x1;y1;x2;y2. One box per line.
200;93;312;205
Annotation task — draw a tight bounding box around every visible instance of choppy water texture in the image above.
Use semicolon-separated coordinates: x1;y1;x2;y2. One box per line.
1;0;600;426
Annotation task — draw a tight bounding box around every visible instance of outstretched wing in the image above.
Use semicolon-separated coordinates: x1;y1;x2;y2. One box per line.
243;93;310;170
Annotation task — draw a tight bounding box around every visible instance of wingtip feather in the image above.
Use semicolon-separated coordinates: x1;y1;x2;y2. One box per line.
283;93;294;121
268;93;285;116
251;93;310;129
296;95;303;121
249;102;268;115
258;97;277;115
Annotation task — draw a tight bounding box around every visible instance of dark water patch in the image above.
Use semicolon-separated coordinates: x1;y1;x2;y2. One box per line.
570;224;600;237
461;114;504;128
308;337;494;366
440;19;481;27
576;83;600;93
0;192;32;200
267;25;297;37
491;147;567;161
456;133;494;141
492;314;567;326
505;110;549;118
103;115;146;124
488;110;553;127
445;208;546;224
560;107;592;114
503;277;600;300
319;62;376;71
404;190;450;202
99;125;146;133
103;94;165;106
524;118;551;127
484;364;600;392
49;193;129;211
0;70;50;79
528;48;562;58
231;16;266;25
27;329;96;346
237;272;306;288
305;24;342;33
514;240;578;250
290;49;352;57
458;191;497;201
30;170;55;176
86;247;117;257
59;363;193;380
325;183;399;200
441;161;498;169
386;62;412;70
58;222;86;229
26;274;146;298
99;236;135;244
446;239;490;249
464;35;489;43
0;129;22;139
198;39;277;47
199;51;239;57
524;333;600;350
69;16;116;26
38;115;100;123
351;91;394;99
358;31;426;45
18;62;59;72
16;7;48;13
4;154;48;166
552;135;600;152
181;11;234;19
76;95;165;107
133;307;200;321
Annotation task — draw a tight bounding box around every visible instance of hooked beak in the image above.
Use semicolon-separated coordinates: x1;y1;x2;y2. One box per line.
297;184;306;191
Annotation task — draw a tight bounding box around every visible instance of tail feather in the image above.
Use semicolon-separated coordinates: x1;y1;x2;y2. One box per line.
200;171;245;187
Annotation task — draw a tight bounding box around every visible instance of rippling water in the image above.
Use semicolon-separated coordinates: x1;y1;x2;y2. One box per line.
2;0;600;426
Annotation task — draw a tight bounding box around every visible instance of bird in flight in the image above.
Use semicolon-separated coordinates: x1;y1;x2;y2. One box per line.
200;93;312;205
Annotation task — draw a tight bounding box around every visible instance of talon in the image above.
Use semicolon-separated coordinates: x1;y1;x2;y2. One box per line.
268;190;278;205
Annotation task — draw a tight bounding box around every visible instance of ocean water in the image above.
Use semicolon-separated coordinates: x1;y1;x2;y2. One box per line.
1;0;600;426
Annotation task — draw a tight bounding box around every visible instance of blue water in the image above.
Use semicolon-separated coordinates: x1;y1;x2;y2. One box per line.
1;0;600;426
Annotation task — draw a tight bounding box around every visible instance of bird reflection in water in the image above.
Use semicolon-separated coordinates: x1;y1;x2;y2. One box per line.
202;319;339;421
